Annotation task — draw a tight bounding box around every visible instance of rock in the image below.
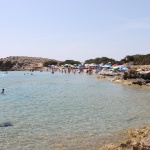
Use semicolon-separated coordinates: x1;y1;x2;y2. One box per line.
145;80;150;83
144;72;150;80
122;69;150;81
123;80;132;85
126;140;132;145
0;122;13;127
97;75;106;79
133;145;139;150
132;81;143;85
113;79;123;83
120;143;126;147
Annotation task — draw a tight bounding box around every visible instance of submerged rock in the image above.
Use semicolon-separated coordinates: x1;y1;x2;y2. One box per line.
0;122;13;127
97;75;106;79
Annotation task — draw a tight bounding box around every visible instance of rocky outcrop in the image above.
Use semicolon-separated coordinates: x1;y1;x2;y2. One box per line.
0;56;54;71
98;69;150;86
100;126;150;150
130;65;150;71
125;127;150;149
123;70;150;80
112;78;150;86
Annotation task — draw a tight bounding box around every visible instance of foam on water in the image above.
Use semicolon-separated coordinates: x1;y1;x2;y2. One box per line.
0;71;150;149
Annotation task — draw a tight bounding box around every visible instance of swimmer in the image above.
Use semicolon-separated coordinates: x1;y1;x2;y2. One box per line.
1;89;4;94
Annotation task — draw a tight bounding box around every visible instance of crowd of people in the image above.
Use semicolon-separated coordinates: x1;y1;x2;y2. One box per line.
45;65;100;75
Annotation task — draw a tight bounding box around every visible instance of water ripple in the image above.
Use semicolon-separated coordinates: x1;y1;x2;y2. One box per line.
0;71;150;149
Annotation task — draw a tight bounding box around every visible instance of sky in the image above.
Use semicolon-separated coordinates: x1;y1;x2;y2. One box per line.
0;0;150;62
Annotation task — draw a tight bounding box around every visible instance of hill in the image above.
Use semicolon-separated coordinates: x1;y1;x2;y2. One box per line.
121;54;150;65
0;56;53;71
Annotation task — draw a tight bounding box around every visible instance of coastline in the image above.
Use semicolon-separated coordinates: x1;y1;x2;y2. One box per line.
97;75;150;89
100;126;150;150
97;65;150;88
97;70;150;149
98;80;150;149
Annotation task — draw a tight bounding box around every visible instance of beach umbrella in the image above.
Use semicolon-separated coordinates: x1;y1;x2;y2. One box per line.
99;63;104;66
113;64;118;66
112;66;119;69
90;63;93;66
84;64;90;68
118;66;128;71
122;67;128;71
102;64;111;68
78;64;82;67
68;64;74;67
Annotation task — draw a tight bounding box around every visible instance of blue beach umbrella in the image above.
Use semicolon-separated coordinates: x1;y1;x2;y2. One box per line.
118;66;128;71
103;64;112;68
78;64;82;67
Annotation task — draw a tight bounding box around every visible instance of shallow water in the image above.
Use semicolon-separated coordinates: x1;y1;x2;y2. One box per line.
0;71;150;150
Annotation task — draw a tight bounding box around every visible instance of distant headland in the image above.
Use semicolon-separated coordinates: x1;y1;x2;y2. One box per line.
0;56;53;71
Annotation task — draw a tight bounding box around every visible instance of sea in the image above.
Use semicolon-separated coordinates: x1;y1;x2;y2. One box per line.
0;71;150;150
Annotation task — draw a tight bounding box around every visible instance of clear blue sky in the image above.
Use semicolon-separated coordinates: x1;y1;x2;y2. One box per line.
0;0;150;61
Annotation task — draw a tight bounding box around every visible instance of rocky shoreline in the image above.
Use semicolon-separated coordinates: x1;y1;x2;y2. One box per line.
97;66;150;149
97;65;150;87
100;126;150;150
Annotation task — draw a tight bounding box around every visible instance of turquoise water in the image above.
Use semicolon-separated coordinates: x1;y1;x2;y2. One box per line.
0;71;150;150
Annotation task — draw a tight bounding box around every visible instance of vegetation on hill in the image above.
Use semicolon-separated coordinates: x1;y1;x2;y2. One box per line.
43;59;81;67
85;57;119;64
120;54;150;65
85;54;150;65
43;60;58;67
59;60;81;66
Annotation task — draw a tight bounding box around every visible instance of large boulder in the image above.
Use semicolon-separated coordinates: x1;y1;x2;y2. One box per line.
122;70;150;80
143;72;150;80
